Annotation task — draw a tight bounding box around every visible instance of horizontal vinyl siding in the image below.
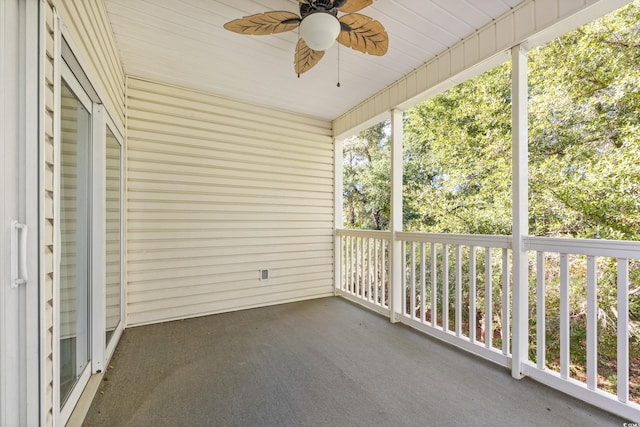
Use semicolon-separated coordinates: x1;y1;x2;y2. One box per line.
126;78;335;326
57;0;125;125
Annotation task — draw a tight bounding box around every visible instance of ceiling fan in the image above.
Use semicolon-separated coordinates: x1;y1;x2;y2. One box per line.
224;0;388;76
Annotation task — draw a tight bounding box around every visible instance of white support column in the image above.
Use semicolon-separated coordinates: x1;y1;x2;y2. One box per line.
389;109;403;323
334;137;344;296
511;44;529;379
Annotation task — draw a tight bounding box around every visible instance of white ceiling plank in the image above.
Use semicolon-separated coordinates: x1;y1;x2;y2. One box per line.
104;0;529;120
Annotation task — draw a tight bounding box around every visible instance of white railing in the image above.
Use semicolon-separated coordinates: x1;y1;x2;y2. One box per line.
524;236;640;421
336;229;640;422
336;229;391;316
397;232;512;367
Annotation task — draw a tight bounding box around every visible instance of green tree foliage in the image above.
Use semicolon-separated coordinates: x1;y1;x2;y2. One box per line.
529;2;640;240
343;122;391;230
403;62;513;235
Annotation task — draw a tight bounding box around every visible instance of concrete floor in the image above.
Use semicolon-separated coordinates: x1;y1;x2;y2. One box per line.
84;297;627;426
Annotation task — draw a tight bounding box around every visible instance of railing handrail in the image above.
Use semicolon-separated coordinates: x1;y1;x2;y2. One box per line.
525;236;640;259
336;229;392;239
397;232;512;248
338;230;640;258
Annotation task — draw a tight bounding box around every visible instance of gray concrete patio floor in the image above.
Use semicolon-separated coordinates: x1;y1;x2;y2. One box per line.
84;297;627;426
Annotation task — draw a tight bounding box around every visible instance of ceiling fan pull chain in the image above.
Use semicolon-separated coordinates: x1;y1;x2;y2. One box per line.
337;44;341;87
298;26;301;79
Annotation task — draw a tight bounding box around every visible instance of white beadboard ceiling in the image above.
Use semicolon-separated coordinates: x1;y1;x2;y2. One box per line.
104;0;525;121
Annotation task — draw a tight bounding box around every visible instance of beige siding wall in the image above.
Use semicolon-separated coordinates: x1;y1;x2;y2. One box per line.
126;78;335;326
56;0;125;125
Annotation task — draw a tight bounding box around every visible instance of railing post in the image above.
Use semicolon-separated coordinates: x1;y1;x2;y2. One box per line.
389;109;404;323
334;137;344;296
511;44;529;379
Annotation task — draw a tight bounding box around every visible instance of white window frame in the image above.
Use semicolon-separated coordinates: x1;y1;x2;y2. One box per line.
56;59;94;425
91;111;125;373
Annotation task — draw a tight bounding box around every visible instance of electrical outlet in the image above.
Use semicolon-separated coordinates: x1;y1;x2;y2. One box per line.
259;269;269;281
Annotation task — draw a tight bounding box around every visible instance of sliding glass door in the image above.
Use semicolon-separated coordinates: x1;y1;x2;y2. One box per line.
105;127;122;346
57;45;124;424
59;79;92;406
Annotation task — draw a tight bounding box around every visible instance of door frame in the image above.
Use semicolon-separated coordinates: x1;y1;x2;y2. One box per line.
94;114;125;370
56;59;95;425
0;0;41;426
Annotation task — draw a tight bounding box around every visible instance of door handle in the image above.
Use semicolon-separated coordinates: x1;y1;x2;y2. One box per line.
11;220;28;288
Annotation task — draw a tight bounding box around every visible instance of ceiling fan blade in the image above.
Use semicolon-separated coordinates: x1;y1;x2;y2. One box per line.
338;13;388;56
224;11;301;35
295;39;325;75
333;0;373;13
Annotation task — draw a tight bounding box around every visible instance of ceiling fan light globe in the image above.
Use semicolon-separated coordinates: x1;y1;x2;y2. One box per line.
299;12;340;51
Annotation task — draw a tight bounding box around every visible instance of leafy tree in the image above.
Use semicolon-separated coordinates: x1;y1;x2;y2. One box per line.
403;62;513;235
528;1;640;240
343;122;391;230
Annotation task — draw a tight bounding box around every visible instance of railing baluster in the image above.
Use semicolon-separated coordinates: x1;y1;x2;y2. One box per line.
421;242;426;324
374;237;378;305
351;236;356;295
586;255;597;391
347;236;352;294
359;238;363;297
340;236;345;292
536;251;546;370
361;237;365;298
367;238;372;302
443;244;449;332
362;238;367;300
343;237;347;292
560;253;569;380
363;237;368;299
346;236;352;294
469;246;476;342
345;236;349;293
351;237;356;296
402;240;407;316
360;237;368;300
431;243;437;328
502;248;510;356
352;236;357;294
413;242;418;319
485;248;492;349
617;258;629;403
382;239;387;308
455;245;462;337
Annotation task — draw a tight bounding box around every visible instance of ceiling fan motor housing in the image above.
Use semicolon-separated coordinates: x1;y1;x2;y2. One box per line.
300;0;338;18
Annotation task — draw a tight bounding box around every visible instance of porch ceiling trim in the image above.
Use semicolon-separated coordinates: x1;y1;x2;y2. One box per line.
332;0;630;139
